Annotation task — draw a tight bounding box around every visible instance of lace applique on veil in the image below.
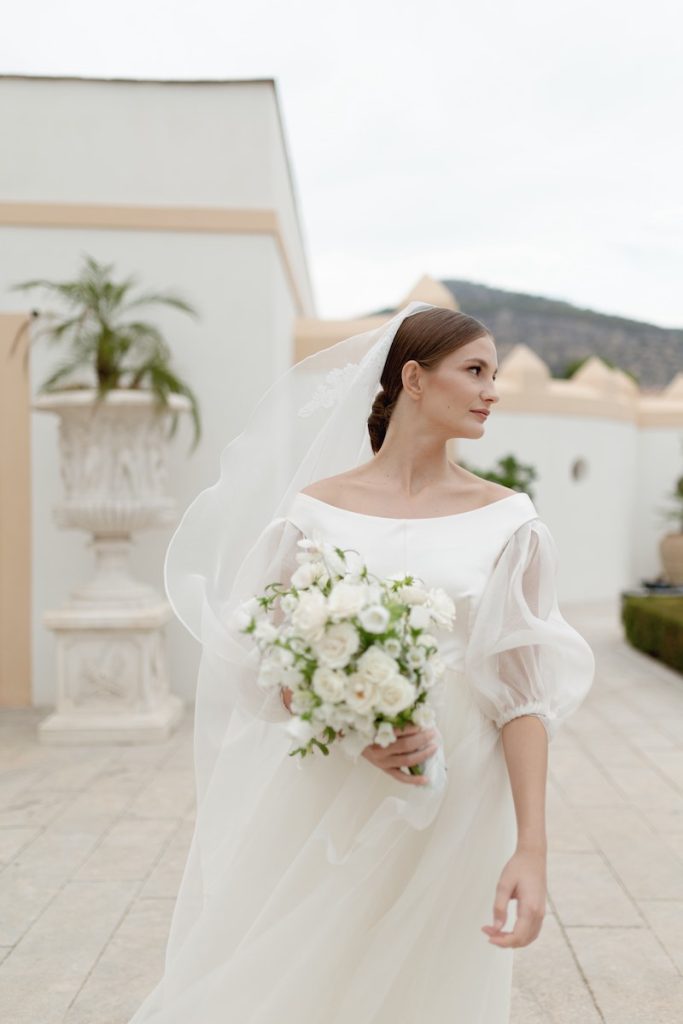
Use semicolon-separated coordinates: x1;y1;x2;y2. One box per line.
297;362;360;417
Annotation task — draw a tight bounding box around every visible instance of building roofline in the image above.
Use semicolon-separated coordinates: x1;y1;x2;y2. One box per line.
0;74;277;85
0;74;316;313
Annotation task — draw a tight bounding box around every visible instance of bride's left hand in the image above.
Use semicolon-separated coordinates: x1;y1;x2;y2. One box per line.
480;846;547;948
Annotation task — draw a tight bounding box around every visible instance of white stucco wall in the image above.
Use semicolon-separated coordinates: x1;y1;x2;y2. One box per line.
0;77;314;706
457;412;642;603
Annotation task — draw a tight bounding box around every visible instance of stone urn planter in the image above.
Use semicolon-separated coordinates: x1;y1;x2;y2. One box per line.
34;389;189;743
657;471;683;587
659;533;683;586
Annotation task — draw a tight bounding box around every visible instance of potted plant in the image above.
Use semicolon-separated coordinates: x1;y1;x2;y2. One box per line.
11;252;201;450
458;452;538;501
9;253;202;743
658;470;683;587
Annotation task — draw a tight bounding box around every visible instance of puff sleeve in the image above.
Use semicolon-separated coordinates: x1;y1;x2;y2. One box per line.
464;517;595;741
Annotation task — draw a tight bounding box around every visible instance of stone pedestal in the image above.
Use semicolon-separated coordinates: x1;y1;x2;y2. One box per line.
38;602;183;744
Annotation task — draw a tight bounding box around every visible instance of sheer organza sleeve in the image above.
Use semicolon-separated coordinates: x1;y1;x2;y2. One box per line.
464;517;595;742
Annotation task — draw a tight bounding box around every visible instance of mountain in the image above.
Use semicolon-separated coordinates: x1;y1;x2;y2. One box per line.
374;280;683;392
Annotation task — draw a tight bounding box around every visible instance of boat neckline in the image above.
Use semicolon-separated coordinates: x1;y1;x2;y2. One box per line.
293;490;529;523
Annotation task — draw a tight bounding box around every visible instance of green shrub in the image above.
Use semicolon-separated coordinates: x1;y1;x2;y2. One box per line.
621;595;683;675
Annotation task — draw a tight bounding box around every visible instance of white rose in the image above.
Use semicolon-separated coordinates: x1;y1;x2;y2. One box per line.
290;590;328;641
253;618;278;642
375;677;416;715
408;604;432;630
345;674;379;714
428;588;456;629
412;703;436;728
285;717;315;744
373;721;397;748
355;646;400;689
357;604;391;634
315;622;360;669
327;581;367;620
290;561;322;590
311;665;347;702
416;632;438;649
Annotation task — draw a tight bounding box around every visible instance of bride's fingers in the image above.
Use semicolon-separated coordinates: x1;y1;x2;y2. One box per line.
386;766;430;785
390;729;437;754
388;742;439;768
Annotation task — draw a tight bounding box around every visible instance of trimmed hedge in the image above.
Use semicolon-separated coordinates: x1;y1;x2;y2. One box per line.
621;595;683;675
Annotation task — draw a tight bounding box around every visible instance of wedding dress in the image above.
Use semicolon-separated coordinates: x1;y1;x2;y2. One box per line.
128;485;595;1024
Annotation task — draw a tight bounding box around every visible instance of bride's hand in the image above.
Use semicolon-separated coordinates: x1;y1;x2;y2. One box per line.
481;847;547;948
362;724;439;785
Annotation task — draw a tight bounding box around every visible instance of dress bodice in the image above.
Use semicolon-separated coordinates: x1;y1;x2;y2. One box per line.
285;489;540;672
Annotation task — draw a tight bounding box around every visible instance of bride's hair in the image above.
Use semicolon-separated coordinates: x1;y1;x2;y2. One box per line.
367;306;493;453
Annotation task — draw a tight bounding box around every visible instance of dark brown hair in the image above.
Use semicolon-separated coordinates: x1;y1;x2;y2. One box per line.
367;307;493;453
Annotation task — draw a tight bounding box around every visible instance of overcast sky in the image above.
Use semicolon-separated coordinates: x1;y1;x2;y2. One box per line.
2;0;682;327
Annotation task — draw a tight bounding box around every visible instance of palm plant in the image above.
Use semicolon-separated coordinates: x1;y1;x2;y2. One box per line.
10;253;202;451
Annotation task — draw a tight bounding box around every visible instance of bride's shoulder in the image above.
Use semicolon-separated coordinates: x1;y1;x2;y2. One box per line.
299;472;357;504
453;467;518;505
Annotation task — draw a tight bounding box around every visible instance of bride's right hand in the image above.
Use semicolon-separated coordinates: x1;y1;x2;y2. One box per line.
362;724;439;785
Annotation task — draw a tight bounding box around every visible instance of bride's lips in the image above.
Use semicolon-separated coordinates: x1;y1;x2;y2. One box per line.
470;410;490;420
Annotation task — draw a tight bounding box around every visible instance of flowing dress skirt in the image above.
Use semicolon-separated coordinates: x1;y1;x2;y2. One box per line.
129;664;518;1024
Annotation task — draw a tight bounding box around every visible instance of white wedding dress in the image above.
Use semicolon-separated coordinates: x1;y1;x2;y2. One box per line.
129;488;595;1024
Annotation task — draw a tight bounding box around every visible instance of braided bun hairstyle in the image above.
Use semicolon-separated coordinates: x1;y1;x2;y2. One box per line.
367;307;492;454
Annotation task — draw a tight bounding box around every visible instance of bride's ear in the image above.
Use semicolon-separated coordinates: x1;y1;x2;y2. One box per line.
401;359;424;399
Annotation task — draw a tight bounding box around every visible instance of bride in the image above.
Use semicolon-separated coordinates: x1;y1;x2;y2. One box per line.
128;301;595;1023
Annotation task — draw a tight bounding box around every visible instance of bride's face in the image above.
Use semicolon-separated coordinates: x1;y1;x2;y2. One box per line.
403;334;500;438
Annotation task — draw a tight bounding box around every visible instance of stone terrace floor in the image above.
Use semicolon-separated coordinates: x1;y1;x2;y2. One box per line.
0;597;682;1023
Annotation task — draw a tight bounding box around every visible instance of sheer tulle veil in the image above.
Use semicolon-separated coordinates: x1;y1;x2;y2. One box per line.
157;301;450;967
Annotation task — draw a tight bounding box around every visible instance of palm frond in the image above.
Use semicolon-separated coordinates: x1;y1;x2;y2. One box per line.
10;252;201;454
119;291;199;318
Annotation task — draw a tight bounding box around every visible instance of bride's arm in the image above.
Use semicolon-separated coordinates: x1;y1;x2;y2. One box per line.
501;714;548;854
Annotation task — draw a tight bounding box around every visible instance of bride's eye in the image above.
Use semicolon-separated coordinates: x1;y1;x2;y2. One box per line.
468;366;480;375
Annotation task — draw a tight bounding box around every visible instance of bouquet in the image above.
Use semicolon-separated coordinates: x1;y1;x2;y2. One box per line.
233;531;456;776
